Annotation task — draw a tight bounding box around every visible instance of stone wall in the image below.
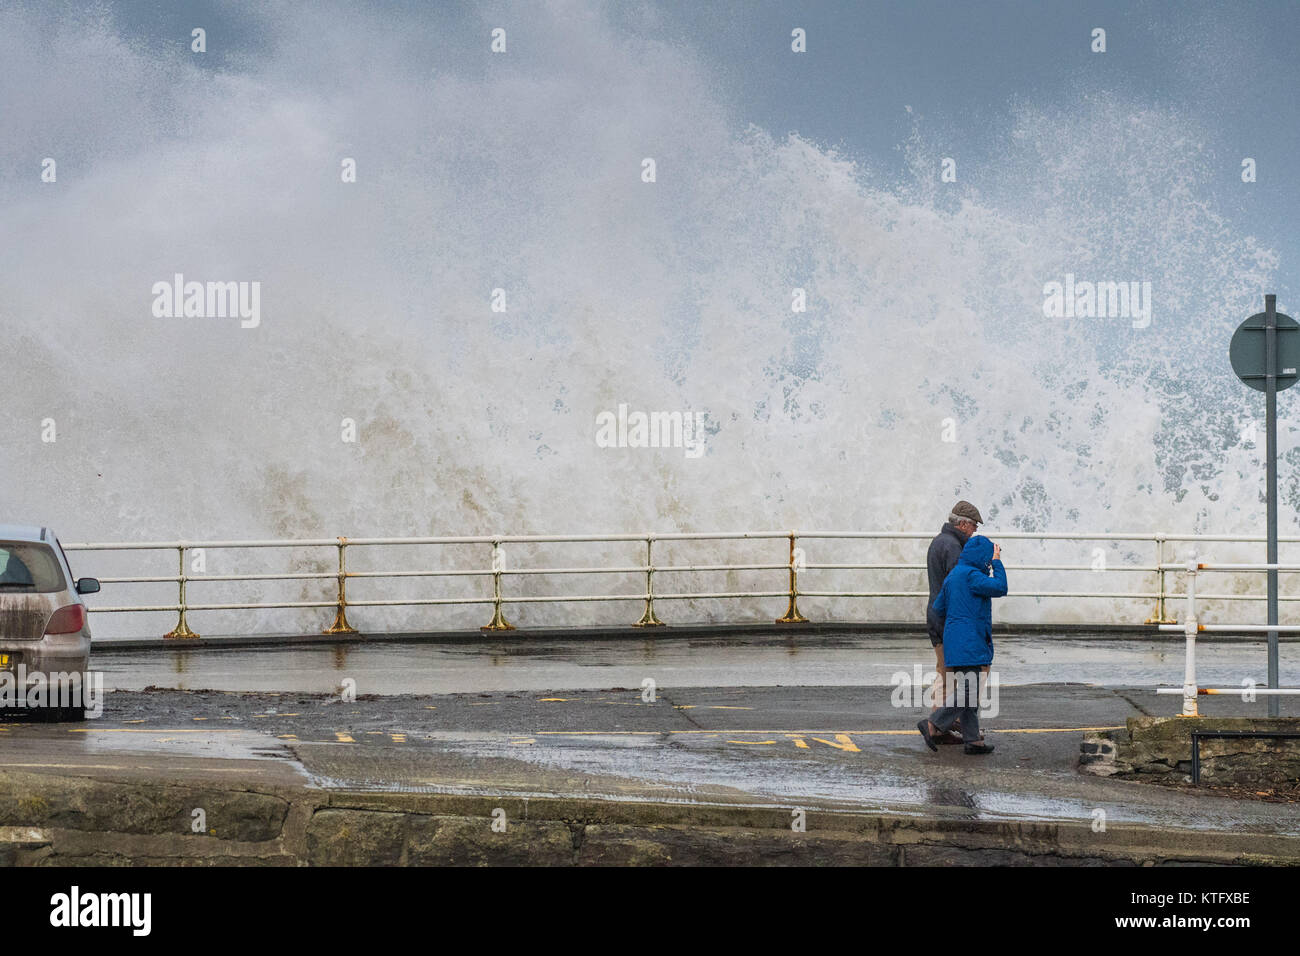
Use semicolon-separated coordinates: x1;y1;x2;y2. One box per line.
3;767;1299;866
1081;716;1300;789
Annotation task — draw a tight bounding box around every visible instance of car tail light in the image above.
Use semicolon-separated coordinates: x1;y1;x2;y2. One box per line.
44;604;86;635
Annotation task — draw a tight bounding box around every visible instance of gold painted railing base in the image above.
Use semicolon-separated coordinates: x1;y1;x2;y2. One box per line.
633;605;665;627
481;608;515;631
323;608;358;635
775;600;808;624
164;620;200;639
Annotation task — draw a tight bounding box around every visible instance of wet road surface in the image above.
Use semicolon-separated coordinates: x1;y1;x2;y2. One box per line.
89;633;1300;694
2;673;1297;837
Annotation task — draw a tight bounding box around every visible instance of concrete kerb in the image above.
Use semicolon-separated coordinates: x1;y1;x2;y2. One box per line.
2;767;1298;866
86;621;1293;653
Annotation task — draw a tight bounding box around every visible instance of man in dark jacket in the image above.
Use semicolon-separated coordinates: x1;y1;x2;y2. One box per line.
925;501;982;740
918;535;1007;755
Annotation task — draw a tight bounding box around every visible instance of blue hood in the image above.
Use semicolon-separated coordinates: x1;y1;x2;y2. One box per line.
958;535;994;570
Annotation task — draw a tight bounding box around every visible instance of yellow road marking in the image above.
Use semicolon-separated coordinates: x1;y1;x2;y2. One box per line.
1005;726;1126;734
0;763;263;774
509;738;535;745
728;739;776;745
67;728;244;734
335;732;354;743
533;726;1125;737
390;734;406;742
0;763;133;770
40;725;1128;737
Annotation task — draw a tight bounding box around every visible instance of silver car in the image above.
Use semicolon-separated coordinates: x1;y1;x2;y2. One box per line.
0;524;98;720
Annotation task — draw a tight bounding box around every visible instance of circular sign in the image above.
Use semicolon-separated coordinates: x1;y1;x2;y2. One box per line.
1230;311;1300;392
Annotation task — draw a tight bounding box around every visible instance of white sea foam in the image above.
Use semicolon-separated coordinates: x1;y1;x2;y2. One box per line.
0;3;1288;634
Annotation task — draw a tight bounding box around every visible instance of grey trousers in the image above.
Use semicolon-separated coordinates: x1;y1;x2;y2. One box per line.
929;668;982;743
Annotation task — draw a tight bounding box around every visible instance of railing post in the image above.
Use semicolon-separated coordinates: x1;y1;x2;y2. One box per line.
323;536;359;635
481;539;515;631
1181;548;1199;717
775;531;808;624
1155;536;1166;623
1144;536;1175;625
163;544;199;639
633;536;665;627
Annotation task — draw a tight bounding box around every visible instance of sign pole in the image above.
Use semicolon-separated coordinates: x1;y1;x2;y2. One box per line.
1230;293;1295;716
1266;293;1280;716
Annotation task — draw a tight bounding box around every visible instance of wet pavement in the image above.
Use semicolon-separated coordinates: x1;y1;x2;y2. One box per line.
88;633;1300;694
2;673;1297;838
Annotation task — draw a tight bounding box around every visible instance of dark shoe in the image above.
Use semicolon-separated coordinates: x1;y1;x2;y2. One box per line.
963;742;994;755
938;730;965;745
917;719;939;752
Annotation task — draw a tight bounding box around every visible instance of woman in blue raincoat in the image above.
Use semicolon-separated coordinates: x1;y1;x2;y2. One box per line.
917;535;1006;755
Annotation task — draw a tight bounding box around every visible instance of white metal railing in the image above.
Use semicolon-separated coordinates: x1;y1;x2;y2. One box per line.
61;531;1300;641
1156;550;1299;715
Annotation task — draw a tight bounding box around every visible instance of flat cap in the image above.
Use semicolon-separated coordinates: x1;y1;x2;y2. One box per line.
951;500;983;524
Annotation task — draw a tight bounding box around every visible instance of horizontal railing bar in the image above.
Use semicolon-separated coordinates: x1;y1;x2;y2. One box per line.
796;531;1167;541
87;563;1172;585
67;531;1300;553
1156;688;1300;695
185;601;345;610
645;563;787;573
799;590;1159;599
1159;623;1300;633
96;576;189;584
178;572;337;582
66;539;343;550
1157;534;1300;542
641;591;791;600
342;598;494;607
66;532;795;550
348;569;493;579
503;566;654;576
805;563;1159;572
1160;563;1300;571
98;568;1300;588
798;590;927;598
89;605;181;613
1171;594;1300;601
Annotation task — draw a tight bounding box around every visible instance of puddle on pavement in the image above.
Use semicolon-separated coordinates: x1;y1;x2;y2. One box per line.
70;727;300;762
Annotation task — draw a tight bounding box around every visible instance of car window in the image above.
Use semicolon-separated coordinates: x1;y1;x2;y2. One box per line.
0;542;68;593
55;537;75;579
